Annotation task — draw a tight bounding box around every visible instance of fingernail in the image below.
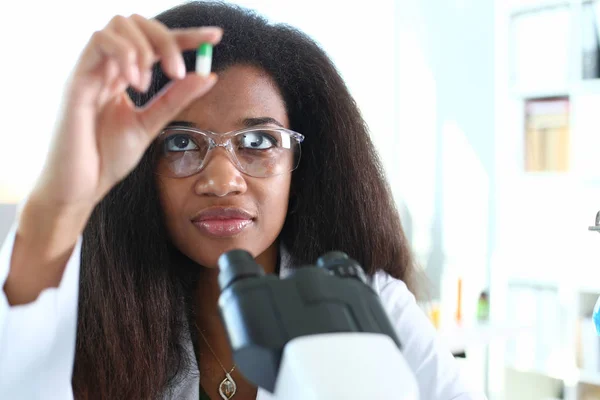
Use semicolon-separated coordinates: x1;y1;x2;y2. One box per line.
130;65;140;86
200;26;222;33
196;73;217;88
141;69;153;92
200;26;223;38
177;59;186;79
207;72;217;80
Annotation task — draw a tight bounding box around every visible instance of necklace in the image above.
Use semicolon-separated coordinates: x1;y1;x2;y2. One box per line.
199;329;237;399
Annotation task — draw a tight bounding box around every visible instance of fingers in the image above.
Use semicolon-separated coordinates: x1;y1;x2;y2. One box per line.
171;27;223;50
110;15;154;91
82;14;223;93
90;29;139;86
130;15;223;83
129;15;185;81
136;73;218;138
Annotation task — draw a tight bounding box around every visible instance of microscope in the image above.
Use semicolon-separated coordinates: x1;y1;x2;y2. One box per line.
216;250;420;400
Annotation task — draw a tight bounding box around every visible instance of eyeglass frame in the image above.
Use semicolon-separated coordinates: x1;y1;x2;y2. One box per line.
154;124;305;178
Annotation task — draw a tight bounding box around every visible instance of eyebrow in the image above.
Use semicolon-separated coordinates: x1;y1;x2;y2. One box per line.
242;117;284;128
165;117;284;130
165;120;194;128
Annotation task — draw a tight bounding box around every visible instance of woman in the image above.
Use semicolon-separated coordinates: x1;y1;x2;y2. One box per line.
0;2;483;399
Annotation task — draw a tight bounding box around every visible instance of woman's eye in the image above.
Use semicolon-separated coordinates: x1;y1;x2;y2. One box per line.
164;134;198;152
239;132;276;150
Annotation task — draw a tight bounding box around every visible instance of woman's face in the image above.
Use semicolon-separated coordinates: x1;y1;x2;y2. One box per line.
156;64;291;268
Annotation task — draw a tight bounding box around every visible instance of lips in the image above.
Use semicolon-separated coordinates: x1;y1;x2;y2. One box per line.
191;207;254;237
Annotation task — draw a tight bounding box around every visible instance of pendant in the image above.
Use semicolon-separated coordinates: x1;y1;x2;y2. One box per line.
218;372;237;399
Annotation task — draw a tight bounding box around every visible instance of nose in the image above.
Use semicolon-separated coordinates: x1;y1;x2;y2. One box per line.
194;148;247;197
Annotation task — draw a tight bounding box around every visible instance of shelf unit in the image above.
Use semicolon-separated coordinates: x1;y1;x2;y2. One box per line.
499;286;600;400
493;0;600;399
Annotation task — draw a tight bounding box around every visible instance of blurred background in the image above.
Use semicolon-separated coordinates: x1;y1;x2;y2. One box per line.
1;0;600;399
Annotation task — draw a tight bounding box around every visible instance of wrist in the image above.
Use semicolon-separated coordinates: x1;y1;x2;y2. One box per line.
17;193;93;257
4;196;92;305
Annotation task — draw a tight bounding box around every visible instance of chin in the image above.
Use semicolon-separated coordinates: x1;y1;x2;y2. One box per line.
188;251;225;269
187;242;258;269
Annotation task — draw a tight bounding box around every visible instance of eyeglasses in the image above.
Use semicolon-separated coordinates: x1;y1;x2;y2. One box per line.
154;125;305;178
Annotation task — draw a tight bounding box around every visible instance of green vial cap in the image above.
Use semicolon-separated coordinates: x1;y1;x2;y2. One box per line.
197;43;213;58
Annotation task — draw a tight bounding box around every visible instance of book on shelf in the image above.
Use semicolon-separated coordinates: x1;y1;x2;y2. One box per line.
524;97;569;172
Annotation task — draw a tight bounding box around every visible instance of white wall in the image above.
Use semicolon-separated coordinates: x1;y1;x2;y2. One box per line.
0;0;183;203
393;0;496;313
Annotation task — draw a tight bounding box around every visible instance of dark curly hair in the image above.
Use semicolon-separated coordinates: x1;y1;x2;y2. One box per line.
73;2;416;398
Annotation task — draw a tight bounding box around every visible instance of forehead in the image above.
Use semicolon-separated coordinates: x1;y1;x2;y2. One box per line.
175;64;289;131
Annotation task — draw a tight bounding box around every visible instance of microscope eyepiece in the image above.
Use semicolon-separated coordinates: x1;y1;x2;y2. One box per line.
218;249;265;291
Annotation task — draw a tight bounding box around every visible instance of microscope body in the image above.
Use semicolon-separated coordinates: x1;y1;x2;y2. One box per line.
217;251;420;399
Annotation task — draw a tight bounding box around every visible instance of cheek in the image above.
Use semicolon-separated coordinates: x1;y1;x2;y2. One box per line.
258;176;291;222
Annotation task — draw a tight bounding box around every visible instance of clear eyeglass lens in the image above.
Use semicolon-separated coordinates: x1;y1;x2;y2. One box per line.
156;128;301;178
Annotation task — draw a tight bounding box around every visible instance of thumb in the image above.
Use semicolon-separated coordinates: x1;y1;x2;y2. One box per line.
137;73;218;137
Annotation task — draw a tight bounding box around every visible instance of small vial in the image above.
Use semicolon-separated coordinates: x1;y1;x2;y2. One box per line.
196;43;213;77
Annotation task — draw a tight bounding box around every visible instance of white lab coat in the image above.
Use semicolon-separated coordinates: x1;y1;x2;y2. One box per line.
0;223;486;400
